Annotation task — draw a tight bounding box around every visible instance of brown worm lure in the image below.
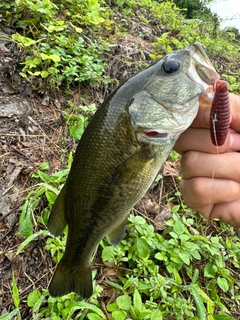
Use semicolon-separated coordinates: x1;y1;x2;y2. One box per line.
210;80;230;146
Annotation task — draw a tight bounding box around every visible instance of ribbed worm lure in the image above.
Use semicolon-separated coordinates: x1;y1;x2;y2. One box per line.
210;80;230;146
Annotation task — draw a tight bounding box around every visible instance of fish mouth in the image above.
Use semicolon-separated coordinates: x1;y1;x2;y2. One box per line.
138;126;188;140
188;42;220;92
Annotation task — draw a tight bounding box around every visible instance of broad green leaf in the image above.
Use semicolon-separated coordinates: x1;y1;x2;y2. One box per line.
104;280;123;291
67;301;106;318
107;302;118;312
27;289;41;307
12;33;37;46
130;305;139;319
116;295;131;310
191;249;201;260
173;220;185;235
136;237;149;258
37;170;50;183
102;246;115;262
139;310;151;318
185;242;200;250
155;252;164;261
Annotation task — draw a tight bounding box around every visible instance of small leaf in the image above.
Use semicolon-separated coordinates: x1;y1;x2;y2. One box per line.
204;262;216;278
179;252;190;265
27;289;41;307
46;190;56;205
173;268;182;284
217;277;229;292
192;268;199;284
136;237;149;258
107;302;118;312
102;246;115;262
150;309;163;320
49;54;61;62
191;286;207;320
74;26;83;33
133;289;142;311
40;162;50;171
19;215;33;238
12;272;20;308
123;277;137;290
116;295;131;310
112;310;127;320
87;313;106;320
41;70;49;78
173;220;185;234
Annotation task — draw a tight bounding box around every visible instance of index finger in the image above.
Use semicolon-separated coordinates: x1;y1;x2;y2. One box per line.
191;93;239;129
190;94;213;128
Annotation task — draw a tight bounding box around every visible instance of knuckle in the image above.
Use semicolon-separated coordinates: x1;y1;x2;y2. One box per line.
180;177;205;205
181;151;199;176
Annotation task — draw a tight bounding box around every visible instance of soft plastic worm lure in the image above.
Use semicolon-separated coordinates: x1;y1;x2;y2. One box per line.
210;80;230;146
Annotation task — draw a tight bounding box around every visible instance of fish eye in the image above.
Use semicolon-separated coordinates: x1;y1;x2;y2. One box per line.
162;60;180;74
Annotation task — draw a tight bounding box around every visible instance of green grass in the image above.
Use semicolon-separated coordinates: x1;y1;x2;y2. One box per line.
1;0;240;319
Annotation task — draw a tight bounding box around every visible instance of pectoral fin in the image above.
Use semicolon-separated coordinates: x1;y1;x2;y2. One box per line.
110;146;150;184
107;216;128;246
48;185;67;236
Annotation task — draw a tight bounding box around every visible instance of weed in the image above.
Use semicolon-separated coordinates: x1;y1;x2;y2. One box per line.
1;0;240;319
64;101;97;139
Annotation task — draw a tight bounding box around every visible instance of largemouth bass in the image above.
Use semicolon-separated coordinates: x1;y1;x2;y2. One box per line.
48;42;219;299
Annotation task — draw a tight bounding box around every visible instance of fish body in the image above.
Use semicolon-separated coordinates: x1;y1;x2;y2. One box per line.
48;43;219;299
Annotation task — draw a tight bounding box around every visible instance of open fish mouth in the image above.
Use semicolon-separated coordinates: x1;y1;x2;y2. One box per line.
189;42;220;90
143;130;168;138
139;125;189;140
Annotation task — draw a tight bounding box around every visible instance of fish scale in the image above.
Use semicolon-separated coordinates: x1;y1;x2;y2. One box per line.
47;42;219;299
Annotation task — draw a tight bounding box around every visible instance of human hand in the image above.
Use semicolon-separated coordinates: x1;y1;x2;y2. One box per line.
174;93;240;227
